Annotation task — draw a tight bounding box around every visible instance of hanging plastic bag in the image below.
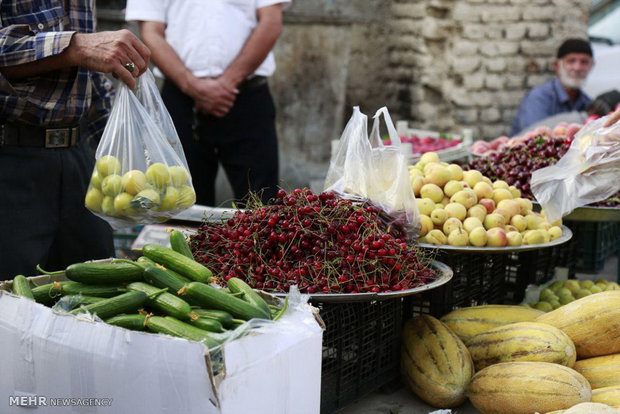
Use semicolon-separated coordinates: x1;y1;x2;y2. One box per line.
324;107;420;237
85;72;196;230
531;114;620;223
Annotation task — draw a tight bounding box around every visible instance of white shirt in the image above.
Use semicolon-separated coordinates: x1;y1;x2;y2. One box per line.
125;0;290;79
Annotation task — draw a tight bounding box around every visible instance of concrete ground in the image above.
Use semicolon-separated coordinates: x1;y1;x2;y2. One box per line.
339;254;619;414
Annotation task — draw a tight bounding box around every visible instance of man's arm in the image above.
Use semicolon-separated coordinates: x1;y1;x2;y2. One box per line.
0;27;150;89
218;4;284;90
140;21;238;118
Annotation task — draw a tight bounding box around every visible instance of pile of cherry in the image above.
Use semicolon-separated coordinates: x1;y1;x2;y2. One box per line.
467;136;620;207
189;189;436;294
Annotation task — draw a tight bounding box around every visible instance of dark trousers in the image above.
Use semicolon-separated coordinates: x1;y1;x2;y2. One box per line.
0;140;114;280
161;79;279;207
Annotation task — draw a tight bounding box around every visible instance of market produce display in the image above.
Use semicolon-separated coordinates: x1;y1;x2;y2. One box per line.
409;151;562;247
523;279;620;311
85;156;197;220
9;237;286;353
401;292;620;412
467;134;620;207
189;188;436;294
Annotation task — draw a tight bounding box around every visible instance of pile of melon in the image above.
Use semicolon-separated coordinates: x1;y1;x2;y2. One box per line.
401;291;620;413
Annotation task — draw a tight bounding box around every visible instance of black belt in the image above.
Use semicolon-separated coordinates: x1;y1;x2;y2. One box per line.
0;118;88;148
238;75;268;92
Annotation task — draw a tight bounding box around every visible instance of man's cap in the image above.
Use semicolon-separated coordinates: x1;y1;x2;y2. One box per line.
557;38;593;59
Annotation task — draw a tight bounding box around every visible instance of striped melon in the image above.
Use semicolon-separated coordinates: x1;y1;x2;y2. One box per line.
536;291;620;358
465;321;576;370
466;361;591;414
440;305;544;343
401;315;474;408
592;386;620;407
574;354;620;389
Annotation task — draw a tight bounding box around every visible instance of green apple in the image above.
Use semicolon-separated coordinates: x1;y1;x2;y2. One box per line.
158;186;179;211
101;174;123;197
85;188;104;212
121;170;147;195
90;170;102;189
134;188;161;209
114;192;137;215
533;301;553;312
101;196;116;216
176;185;196;209
168;166;189;187
96;155;121;176
145;163;170;188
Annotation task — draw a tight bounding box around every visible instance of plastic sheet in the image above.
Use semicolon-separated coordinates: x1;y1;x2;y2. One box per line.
85;70;195;230
531;114;620;223
324;107;421;237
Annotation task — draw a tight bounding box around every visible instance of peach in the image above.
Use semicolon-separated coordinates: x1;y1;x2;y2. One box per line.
431;209;448;227
463;217;483;233
444;180;465;197
523;229;544;245
419;152;440;168
425;229;447;245
441;196;451;206
416;198;435;216
469;227;487;247
450;189;478;209
444;203;467;221
447;164;464;181
492;180;509;190
410;175;425;196
510;214;527;232
516;198;533;215
504;225;518;233
548;226;562;241
462;170;483;188
492;188;513;205
486;227;508;247
493;208;511;223
467;205;487;222
506;231;523;246
443;217;463;236
420;214;433;237
473;181;493;200
420;184;444;203
508;185;521;198
497;199;520;218
448;228;469;246
478;198;495;214
525;214;541;230
484;213;506;230
482;176;492;186
425;165;452;188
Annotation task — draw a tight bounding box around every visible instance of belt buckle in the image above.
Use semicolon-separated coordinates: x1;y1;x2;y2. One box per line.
45;128;71;148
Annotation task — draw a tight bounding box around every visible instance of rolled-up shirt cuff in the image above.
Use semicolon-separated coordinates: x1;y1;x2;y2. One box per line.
34;30;75;60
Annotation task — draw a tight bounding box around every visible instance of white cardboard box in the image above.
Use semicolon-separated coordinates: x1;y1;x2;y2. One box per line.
0;284;323;413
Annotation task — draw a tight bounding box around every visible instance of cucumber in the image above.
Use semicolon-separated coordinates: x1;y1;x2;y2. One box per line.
65;262;144;284
70;291;147;319
60;281;127;297
189;317;225;333
183;282;270;321
105;314;147;331
169;230;194;259
127;282;195;321
31;282;63;305
138;256;192;283
146;316;224;348
143;264;191;292
142;244;211;283
12;275;34;300
192;309;234;328
53;295;107;311
227;277;271;319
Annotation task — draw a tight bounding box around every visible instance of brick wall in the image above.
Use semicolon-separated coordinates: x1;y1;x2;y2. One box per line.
385;0;591;139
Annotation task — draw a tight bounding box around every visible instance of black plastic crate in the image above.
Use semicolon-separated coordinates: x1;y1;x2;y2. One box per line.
504;247;560;303
408;251;507;317
314;298;404;414
565;221;620;273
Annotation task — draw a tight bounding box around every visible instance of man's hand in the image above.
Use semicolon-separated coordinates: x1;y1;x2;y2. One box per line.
190;77;238;118
65;30;151;89
603;107;620;128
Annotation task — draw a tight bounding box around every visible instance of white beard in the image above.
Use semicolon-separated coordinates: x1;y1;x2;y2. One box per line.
558;63;588;90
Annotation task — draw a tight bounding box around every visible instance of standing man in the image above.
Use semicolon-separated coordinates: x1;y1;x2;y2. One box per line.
511;38;594;136
126;0;289;207
0;0;151;279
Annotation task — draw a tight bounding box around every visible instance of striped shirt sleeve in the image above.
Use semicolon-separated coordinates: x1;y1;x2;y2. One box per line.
0;24;75;67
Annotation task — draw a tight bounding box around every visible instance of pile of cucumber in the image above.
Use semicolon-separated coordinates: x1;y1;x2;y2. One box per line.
7;231;285;350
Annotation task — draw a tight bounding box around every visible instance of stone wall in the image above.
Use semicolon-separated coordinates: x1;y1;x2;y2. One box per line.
386;0;591;139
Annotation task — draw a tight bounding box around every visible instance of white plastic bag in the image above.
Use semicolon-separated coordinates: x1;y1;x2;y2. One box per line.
324;106;421;237
531;115;620;222
85;71;196;230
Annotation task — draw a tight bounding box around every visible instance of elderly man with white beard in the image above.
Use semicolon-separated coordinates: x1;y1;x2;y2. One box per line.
510;38;594;136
